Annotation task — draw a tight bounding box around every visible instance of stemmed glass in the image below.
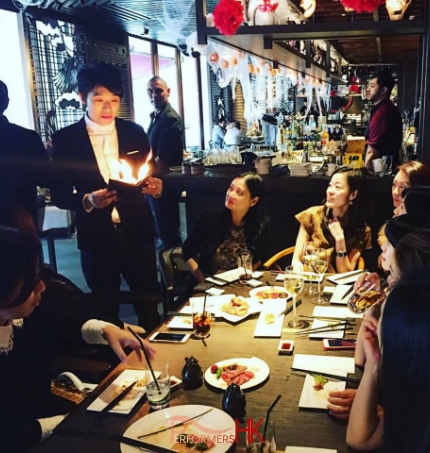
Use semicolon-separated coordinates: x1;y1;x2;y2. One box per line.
310;248;329;305
303;242;317;295
284;266;305;328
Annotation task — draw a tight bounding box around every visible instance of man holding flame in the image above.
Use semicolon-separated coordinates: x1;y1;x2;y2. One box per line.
51;63;162;331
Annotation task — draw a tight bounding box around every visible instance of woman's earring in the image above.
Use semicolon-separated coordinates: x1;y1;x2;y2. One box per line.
349;199;353;205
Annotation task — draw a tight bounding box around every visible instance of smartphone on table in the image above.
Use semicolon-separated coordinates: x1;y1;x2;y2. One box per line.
149;332;190;344
322;339;357;351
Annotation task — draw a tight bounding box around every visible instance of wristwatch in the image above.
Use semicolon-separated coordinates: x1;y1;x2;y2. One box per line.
336;251;347;258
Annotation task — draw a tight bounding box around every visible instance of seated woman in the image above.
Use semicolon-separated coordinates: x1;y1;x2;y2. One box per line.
0;226;155;451
182;172;270;283
327;216;430;420
347;271;430;452
391;161;430;214
393;184;430;217
292;166;371;273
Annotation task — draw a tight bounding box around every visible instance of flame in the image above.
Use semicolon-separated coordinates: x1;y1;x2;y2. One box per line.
113;150;152;184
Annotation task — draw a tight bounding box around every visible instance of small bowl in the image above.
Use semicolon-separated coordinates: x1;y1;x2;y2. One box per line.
278;339;294;354
170;375;183;391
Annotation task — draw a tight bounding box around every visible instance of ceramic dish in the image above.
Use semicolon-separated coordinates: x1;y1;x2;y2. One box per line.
205;357;269;390
298;373;346;409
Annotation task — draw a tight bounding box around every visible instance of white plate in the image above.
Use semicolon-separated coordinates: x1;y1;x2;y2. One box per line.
330;285;353;304
205;357;269;390
254;310;285;337
276;272;324;283
286;447;337;453
248;286;290;302
292;354;355;377
87;369;157;414
121;404;235;453
298;373;346;409
166;315;193;330
219;297;261;323
327;270;365;285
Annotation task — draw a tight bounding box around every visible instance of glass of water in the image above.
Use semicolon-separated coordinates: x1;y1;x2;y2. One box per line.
146;363;170;410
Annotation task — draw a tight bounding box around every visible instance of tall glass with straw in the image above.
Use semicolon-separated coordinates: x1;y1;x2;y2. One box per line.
284;266;305;328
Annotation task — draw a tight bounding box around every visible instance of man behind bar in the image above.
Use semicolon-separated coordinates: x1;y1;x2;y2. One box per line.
364;70;402;171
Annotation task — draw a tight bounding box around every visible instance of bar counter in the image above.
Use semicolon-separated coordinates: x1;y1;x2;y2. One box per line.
164;171;393;271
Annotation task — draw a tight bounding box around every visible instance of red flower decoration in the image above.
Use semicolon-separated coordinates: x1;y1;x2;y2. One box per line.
258;0;279;12
213;0;244;36
340;0;384;13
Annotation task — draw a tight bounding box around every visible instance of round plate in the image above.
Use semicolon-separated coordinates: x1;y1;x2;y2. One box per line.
205;357;269;390
121;405;235;453
249;286;289;302
169;166;182;172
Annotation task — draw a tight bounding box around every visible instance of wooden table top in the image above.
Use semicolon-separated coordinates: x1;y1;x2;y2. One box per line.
34;273;361;453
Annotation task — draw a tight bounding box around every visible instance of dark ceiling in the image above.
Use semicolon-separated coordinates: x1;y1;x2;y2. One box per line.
1;0;427;65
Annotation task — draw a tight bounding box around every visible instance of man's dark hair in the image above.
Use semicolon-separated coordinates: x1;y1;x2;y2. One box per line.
77;63;124;100
0;80;9;114
375;70;395;95
234;121;241;130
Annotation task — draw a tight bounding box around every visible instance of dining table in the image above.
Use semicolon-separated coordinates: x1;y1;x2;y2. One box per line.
33;272;365;453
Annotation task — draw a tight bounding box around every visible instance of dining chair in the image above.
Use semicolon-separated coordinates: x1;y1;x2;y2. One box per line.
263;246;366;271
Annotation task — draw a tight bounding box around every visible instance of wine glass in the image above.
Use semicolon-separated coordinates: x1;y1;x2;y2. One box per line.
311;248;329;305
303;242;317;295
284;266;305;328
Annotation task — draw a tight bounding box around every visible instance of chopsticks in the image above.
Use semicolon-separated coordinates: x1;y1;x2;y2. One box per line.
291;369;360;384
279;299;302;316
299;315;356;323
341;285;355;300
138;408;213;439
53;428;176;453
91;380;137;423
294;324;354;337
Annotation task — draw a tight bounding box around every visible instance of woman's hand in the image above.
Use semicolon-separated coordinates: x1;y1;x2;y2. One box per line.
327;389;357;419
328;217;345;241
142;177;163;197
102;325;156;364
354;272;383;292
361;316;381;367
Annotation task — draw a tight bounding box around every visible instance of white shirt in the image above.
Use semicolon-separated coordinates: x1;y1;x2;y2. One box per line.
84;115;120;222
224;127;247;146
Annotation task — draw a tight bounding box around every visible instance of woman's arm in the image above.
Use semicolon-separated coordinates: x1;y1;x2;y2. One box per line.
292;225;309;271
329;219;361;272
186;258;205;283
347;318;384;451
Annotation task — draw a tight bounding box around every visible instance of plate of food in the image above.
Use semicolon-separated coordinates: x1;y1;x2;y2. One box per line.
298;373;346;410
219;296;261;323
121;404;235;453
205;357;269;390
87;369;157;414
249;286;290;302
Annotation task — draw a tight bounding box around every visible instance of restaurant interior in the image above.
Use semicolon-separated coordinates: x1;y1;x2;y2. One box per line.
1;0;430;452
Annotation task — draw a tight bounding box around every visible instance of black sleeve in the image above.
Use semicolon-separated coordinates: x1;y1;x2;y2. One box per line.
251;221;273;267
182;210;211;264
156;116;184;168
0;411;43;452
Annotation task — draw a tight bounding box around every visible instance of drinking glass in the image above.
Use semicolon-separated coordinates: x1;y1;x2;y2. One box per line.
146;363;170;410
382;155;393;175
284;266;305;328
238;251;253;284
311;248;329;305
303;242;317;295
191;299;211;339
245;420;276;453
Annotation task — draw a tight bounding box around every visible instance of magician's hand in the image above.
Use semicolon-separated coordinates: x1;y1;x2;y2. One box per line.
141;176;163;197
87;188;117;209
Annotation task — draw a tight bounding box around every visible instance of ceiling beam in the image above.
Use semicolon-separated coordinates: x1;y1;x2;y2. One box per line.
205;19;426;43
373;9;383;63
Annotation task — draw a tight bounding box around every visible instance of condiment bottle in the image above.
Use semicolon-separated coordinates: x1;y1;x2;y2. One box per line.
222;383;246;420
181;356;203;390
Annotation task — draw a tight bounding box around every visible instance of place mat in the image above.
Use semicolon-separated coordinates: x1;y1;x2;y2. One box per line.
330;284;353;304
292;354;355;377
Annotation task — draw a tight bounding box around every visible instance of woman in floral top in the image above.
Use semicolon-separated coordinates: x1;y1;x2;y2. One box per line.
292;166;371;273
183;172;271;283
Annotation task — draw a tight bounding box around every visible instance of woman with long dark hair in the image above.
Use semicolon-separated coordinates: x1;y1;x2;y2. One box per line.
292;166;371;273
347;271;430;452
183;172;270;283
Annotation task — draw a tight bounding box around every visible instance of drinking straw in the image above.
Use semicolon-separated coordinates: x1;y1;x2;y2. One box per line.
260;394;282;453
201;294;208;346
127;327;160;392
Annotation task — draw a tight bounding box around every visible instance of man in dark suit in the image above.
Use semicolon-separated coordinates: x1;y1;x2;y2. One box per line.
146;76;184;250
51;63;163;330
0;80;50;224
